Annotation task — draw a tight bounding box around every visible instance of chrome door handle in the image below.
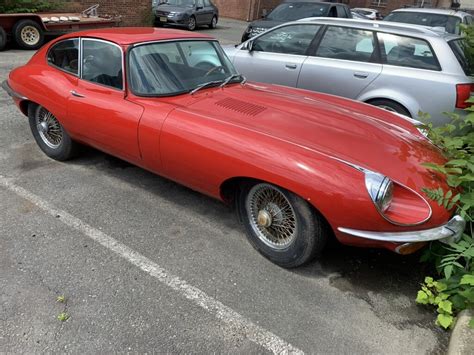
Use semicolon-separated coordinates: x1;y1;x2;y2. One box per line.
70;90;85;98
353;72;369;79
285;64;298;69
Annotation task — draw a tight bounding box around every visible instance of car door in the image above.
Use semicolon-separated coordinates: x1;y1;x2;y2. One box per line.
232;24;322;88
67;38;144;162
195;0;211;25
297;26;382;99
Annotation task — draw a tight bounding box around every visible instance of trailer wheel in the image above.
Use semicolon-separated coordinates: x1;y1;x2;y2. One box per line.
0;26;6;51
13;19;44;50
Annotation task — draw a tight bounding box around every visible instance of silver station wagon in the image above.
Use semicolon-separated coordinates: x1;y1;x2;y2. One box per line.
224;18;473;126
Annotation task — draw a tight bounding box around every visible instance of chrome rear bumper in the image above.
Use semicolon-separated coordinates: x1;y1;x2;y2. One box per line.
338;215;465;244
1;80;27;100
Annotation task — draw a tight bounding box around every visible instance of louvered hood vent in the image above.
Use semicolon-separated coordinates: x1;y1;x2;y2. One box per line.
215;98;266;116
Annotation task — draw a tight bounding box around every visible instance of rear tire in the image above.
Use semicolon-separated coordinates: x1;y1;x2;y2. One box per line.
237;182;327;268
209;16;217;29
28;104;78;161
13;19;44;50
0;26;7;51
368;99;411;117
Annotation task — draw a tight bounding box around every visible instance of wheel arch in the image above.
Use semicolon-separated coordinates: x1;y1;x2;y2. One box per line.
358;89;420;118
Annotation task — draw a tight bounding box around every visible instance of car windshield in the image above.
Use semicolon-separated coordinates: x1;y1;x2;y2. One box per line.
449;38;473;76
384;12;461;34
129;40;240;96
160;0;194;6
266;3;330;21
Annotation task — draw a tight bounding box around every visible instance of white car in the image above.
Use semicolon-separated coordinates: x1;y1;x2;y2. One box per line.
352;8;382;20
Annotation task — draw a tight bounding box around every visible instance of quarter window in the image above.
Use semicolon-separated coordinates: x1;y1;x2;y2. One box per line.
47;39;79;75
316;26;376;62
81;39;123;90
252;25;321;55
378;33;440;71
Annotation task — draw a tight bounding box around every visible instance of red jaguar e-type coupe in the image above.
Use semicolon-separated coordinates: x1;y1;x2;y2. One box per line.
2;28;465;267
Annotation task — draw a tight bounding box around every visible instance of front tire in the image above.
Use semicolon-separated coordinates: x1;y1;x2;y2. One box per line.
0;26;7;51
13;19;44;50
28;104;77;161
187;16;197;31
238;182;327;268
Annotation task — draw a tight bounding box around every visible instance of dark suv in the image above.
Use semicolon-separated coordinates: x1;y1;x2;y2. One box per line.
241;0;351;42
154;0;219;31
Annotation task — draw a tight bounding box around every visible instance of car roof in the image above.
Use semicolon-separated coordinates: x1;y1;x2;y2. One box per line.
58;27;213;45
390;8;472;17
297;17;462;40
353;8;379;12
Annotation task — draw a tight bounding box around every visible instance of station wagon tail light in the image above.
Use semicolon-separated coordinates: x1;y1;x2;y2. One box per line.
455;83;474;109
365;171;431;226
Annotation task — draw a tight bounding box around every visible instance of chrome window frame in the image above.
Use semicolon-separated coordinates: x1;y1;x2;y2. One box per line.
80;37;125;92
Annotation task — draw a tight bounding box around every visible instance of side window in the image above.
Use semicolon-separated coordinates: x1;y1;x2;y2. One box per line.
47;39;79;75
344;6;351;18
378;33;440;71
81;39;123;90
336;5;346;17
204;0;211;6
316;26;376;62
328;6;337;17
197;0;204;7
252;24;321;55
465;16;473;25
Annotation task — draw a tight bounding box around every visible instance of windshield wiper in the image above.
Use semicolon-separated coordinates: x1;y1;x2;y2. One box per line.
189;80;223;95
219;74;246;88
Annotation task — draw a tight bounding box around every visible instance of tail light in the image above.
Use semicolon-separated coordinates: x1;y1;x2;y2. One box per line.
455;83;474;109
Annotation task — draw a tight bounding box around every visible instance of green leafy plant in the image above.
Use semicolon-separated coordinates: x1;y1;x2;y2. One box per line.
0;0;59;13
415;106;473;329
57;312;69;322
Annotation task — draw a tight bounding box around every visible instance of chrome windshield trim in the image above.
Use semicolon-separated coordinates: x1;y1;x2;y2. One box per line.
338;215;465;243
1;80;28;100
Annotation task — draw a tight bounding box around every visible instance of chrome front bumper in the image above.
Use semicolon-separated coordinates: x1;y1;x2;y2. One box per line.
338;215;465;244
1;80;27;100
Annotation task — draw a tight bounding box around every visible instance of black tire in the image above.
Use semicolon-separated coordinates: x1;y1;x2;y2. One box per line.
13;19;44;50
28;104;78;161
368;99;411;117
0;26;7;52
187;16;197;31
209;16;217;29
237;182;327;268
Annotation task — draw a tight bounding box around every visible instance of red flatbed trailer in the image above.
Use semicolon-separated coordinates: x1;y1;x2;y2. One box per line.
0;7;120;51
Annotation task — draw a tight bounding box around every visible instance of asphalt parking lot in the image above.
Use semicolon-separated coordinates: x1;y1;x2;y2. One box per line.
0;19;449;353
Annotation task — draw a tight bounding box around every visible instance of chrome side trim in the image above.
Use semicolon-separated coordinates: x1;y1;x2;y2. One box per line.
338;215;465;243
1;80;28;100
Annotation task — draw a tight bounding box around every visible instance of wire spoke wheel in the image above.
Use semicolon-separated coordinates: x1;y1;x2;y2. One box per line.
246;183;298;249
35;107;63;149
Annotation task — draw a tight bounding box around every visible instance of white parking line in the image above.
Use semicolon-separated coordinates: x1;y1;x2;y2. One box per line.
0;176;303;355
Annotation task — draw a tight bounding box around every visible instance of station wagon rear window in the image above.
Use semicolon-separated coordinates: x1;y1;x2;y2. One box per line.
384;12;461;34
378;33;441;71
449;38;473;76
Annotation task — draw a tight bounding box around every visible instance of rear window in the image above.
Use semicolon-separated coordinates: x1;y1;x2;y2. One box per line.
384;12;461;34
266;3;330;21
449;38;473;76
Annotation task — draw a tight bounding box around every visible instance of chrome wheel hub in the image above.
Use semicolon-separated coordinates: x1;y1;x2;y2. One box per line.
246;184;297;249
35;107;63;149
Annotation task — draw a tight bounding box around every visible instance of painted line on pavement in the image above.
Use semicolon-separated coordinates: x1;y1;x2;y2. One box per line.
0;176;303;355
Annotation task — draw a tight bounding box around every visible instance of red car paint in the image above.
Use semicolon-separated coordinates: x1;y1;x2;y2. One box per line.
6;28;453;253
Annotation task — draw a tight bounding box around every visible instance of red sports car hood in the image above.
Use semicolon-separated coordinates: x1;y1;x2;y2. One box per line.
176;83;446;190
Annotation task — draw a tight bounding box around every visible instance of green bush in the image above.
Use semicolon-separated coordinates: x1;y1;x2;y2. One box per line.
0;0;58;13
416;108;473;329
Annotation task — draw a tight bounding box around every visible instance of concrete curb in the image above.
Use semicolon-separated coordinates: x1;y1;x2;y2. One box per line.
448;309;474;355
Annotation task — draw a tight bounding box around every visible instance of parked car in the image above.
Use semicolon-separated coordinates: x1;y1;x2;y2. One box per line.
154;0;218;31
351;11;370;20
384;8;473;34
241;0;351;42
352;8;382;20
225;18;474;126
3;28;465;267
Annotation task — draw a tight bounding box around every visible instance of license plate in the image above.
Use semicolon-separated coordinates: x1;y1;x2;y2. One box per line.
159;17;167;22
